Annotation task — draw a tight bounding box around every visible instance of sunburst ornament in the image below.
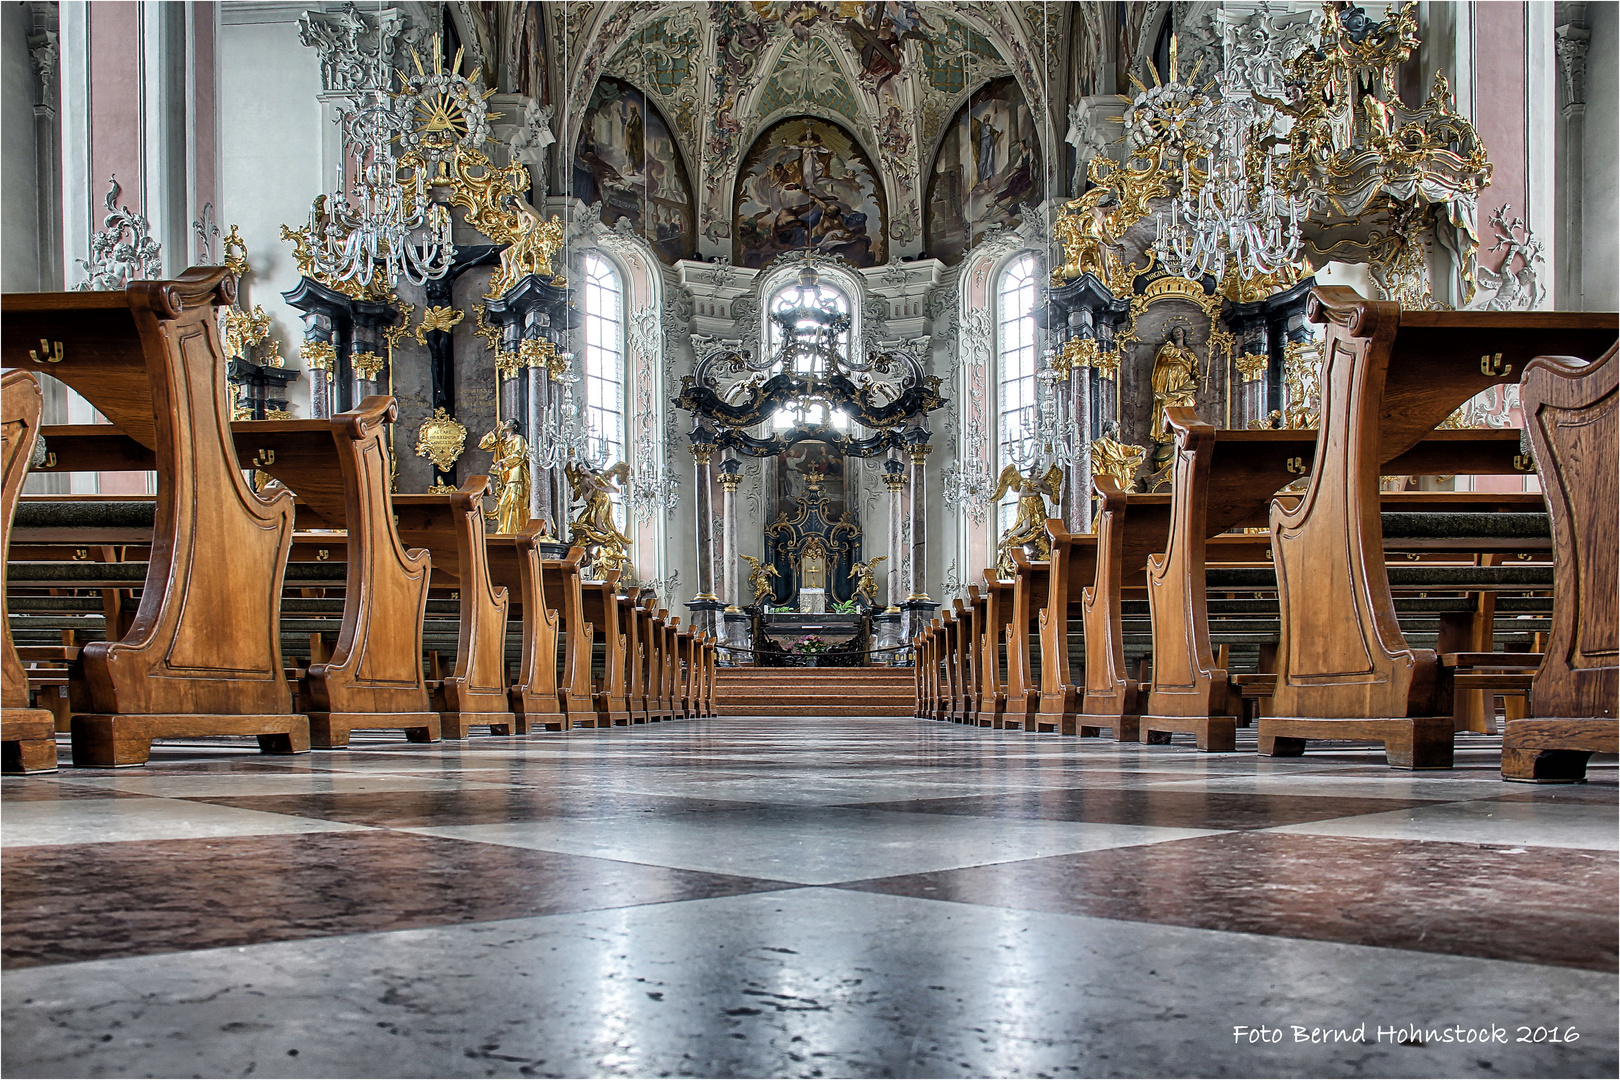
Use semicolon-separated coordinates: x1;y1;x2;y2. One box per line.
393;35;500;169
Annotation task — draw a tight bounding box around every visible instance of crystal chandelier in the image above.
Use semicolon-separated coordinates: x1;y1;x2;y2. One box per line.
532;358;593;471
308;90;455;290
1154;96;1308;282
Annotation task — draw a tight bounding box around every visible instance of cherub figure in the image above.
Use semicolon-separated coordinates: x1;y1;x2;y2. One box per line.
992;463;1065;578
739;554;780;607
564;458;634;575
850;554;888;608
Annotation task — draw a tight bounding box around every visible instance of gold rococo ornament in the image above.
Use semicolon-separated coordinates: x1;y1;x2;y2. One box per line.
414;305;465;343
415;407;468;472
350;351;386;381
300;340;337;372
1234;352;1269;383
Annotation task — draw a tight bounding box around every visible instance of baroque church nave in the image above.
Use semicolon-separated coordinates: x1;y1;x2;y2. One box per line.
1;2;1616;1078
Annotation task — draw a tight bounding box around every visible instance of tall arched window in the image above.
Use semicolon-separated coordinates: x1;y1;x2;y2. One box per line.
582;253;627;518
765;272;852;430
996;253;1039;531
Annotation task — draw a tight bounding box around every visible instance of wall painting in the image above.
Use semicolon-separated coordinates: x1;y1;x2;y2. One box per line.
572;77;696;263
733;118;887;269
923;76;1041;264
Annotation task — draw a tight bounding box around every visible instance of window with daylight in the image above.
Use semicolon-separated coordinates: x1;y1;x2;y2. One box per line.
997;252;1039;532
582;253;627;522
765;274;853;431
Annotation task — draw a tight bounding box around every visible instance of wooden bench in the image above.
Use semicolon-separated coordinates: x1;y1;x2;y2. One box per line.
1261;289;1616;767
2;371;58;773
974;575;1015;727
4;268;309;766
1502;345;1618;781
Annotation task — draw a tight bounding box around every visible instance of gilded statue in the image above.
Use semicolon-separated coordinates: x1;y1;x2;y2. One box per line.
850;554;888;608
1149;326;1200;442
1053;199;1117;282
564;458;633;575
991;463;1064;578
1089;421;1147;493
493;194;564;295
739;554;780;607
478;418;531;534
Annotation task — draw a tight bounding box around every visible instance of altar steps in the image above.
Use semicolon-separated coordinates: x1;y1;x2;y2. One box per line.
713;666;915;717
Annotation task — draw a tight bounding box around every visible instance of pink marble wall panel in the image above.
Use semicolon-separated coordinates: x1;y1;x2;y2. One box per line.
89;1;141;212
1473;3;1528;234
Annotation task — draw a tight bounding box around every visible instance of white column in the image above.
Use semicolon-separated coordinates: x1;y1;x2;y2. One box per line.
720;461;741;609
1527;0;1557;308
884;459;905;611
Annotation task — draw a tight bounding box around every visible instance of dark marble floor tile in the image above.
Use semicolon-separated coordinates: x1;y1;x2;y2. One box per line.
843;832;1618;971
0;781;155;803
1;831;797;969
843;787;1449;829
182;787;779;827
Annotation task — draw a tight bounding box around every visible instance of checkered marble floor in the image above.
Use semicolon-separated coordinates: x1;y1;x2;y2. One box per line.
3;718;1615;1079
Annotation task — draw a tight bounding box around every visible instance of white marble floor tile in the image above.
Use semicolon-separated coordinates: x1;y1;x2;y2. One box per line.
403;806;1217;884
1265;799;1620;851
0;798;370;848
3;888;1611;1080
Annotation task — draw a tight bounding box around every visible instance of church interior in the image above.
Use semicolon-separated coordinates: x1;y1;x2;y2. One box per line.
1;2;1616;1077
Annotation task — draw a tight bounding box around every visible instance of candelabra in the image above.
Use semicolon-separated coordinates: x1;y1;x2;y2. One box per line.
307;90;455;290
532;358;592;471
1155;97;1308;283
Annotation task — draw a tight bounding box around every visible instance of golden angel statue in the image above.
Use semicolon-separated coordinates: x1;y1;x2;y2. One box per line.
1053;200;1117;282
1089;421;1147;493
992;463;1065;578
495;193;566;293
564;458;633;575
850;554;888;608
739;554;780;607
1149;325;1200;442
478;418;530;534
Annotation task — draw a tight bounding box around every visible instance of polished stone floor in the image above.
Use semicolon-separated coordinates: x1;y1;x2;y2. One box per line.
2;717;1615;1079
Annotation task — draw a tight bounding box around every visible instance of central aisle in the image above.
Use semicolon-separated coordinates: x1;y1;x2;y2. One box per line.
3;718;1614;1079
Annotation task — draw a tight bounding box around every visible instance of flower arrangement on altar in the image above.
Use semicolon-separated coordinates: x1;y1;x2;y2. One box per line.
793;635;834;655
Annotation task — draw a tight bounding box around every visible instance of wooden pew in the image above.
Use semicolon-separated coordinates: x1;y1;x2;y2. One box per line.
1003;551;1050;731
674;626;693;717
581;570;631;725
242;399;439;747
974;575;1014;727
658;609;678;721
26;409;486;745
1502;345;1618;781
953;594;977;723
507;524;568;732
541;550;598;727
620;592;649;723
1263;289;1616;767
1140;410;1246;750
3;268;308;766
1060;481;1139;740
698;633;716;716
437;478;517;737
2;372;58;773
389;481;516;737
918;619;941;719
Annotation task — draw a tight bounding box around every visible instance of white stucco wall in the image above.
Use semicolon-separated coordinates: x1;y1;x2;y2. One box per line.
218;3;324;409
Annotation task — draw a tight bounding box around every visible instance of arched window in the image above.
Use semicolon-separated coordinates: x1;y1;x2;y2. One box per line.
764;271;852;430
996;252;1039;531
582;253;626;518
